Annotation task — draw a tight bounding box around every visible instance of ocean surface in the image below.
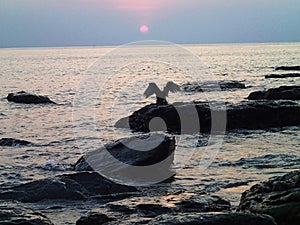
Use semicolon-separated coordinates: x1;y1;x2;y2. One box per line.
0;42;300;224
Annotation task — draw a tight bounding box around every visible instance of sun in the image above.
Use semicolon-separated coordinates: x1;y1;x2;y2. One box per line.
139;25;149;33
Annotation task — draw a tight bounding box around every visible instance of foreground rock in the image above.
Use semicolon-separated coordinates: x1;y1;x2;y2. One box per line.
76;192;234;224
115;101;300;134
239;170;300;225
275;66;300;71
0;203;54;225
265;73;300;79
74;134;176;184
247;86;300;100
77;212;276;225
0;138;33;146
0;172;138;203
7;91;56;104
182;80;246;92
148;213;277;225
106;192;231;216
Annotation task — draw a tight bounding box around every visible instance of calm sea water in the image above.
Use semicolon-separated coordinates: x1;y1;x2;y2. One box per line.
0;43;300;224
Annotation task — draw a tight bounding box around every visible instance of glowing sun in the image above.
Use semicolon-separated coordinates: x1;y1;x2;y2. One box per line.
140;25;149;33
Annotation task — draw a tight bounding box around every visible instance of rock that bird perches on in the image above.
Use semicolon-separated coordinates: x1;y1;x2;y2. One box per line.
143;81;181;105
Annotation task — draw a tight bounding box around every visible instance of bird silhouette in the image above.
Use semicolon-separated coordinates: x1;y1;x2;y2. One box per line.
144;81;181;104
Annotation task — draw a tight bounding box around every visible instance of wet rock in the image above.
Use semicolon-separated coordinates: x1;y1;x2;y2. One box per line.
182;80;246;92
74;134;176;184
7;91;56;104
239;170;300;225
115;101;300;134
0;172;138;203
76;212;114;225
265;73;300;79
0;203;54;225
148;213;277;225
173;194;231;213
0;138;33;146
106;192;230;217
77;193;233;224
275;66;300;71
247;86;300;100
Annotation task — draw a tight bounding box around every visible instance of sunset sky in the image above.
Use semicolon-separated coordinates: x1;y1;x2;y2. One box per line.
1;0;300;47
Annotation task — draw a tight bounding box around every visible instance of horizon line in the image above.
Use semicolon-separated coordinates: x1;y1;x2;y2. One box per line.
1;40;300;50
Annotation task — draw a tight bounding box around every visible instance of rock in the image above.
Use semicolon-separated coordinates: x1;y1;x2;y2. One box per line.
0;172;138;203
77;193;233;224
0;203;54;225
148;213;277;225
238;170;300;225
76;212;114;225
0;138;33;146
265;73;300;79
173;194;231;213
247;86;300;100
182;80;246;92
74;134;176;184
108;192;230;216
7;91;56;104
275;66;300;71
115;101;300;134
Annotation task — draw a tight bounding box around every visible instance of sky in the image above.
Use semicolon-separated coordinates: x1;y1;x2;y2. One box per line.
0;0;300;47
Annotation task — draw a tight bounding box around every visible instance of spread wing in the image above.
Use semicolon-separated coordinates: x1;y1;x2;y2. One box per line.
143;83;160;98
166;81;181;93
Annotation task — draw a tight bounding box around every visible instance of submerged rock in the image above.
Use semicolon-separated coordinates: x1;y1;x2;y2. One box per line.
107;192;230;216
265;73;300;79
148;213;277;225
0;172;138;203
0;138;33;146
74;133;176;184
182;80;246;92
76;212;114;225
77;212;276;225
275;66;300;71
115;101;300;134
217;154;300;170
76;193;233;224
7;91;56;104
247;86;300;100
0;203;54;225
239;170;300;225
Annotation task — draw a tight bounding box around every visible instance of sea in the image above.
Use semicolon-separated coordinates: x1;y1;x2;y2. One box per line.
0;42;300;224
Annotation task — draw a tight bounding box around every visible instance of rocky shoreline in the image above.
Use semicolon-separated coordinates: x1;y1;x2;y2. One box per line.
2;64;300;224
1;170;298;225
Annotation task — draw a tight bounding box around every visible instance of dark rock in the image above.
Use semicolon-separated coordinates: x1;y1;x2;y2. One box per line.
76;212;114;225
136;204;174;217
148;213;277;225
238;170;300;225
275;66;300;71
0;138;33;146
0;203;54;225
182;80;246;92
106;192;230;217
174;194;231;213
0;172;138;203
74;134;176;184
247;86;300;100
265;73;300;79
78;193;233;224
115;101;300;134
7;91;56;104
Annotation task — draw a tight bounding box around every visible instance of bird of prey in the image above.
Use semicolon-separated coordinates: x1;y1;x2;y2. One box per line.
143;81;181;104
